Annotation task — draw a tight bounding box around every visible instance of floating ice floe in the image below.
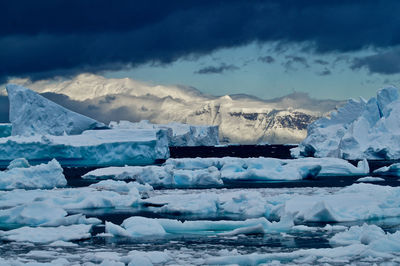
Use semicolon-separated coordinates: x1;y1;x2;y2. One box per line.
374;163;400;176
110;120;220;146
293;86;400;160
0;128;170;166
356;176;385;182
105;215;294;238
0;158;66;189
0;224;93;243
83;157;369;188
6;84;107;136
143;183;400;223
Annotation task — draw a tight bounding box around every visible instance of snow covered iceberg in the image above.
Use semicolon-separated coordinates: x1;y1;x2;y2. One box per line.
293;86;400;159
110;120;219;146
83;157;368;188
6;84;107;136
0;128;170;166
0;158;66;189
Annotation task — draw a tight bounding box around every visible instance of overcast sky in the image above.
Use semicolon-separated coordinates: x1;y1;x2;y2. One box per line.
2;0;400;100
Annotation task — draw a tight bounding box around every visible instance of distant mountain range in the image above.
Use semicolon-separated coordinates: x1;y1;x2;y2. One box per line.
2;74;344;144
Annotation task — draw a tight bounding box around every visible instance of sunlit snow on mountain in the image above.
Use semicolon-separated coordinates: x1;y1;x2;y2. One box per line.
2;74;343;144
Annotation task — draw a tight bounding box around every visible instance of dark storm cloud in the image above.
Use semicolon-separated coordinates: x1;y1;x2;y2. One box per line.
195;64;239;74
2;0;400;80
351;48;400;74
258;56;275;64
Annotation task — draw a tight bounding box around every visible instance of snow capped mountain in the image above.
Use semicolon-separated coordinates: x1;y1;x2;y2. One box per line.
4;74;343;144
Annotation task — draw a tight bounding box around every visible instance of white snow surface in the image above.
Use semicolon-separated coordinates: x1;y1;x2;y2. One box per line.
293;86;400;159
6;84;106;136
110;120;219;146
0;159;66;189
83;157;368;187
0;128;170;166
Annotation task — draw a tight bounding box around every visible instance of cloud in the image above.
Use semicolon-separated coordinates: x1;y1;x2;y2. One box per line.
314;59;329;65
1;1;400;80
195;63;239;74
351;48;400;74
283;55;309;71
258;56;275;64
316;68;332;76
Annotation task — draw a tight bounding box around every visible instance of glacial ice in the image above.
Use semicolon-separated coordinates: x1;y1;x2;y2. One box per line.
0;159;66;189
0;224;92;243
293;86;400;159
110;120;220;146
356;176;384;182
374;163;400;176
6;84;107;136
0;128;170;166
0;123;11;138
106;216;294;238
83;157;368;187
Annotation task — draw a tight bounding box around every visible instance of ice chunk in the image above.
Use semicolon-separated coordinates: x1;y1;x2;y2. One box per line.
374;163;400;176
110;120;220;146
0;224;92;243
106;216;293;238
0;128;170;166
0;159;66;189
356;176;384;182
6;84;106;136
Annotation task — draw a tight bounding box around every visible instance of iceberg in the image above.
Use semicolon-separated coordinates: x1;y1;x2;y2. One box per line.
110;120;220;146
106;216;293;238
83;157;368;188
373;163;400;176
0;123;11;138
293;87;400;160
0;224;92;243
0;128;170;166
6;84;107;136
0;158;66;189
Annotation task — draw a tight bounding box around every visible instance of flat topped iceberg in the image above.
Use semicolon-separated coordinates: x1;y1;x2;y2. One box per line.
6;84;106;136
110;120;219;146
0;128;170;166
293;86;400;159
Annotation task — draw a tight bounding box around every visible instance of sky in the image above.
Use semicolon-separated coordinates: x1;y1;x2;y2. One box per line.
2;0;400;100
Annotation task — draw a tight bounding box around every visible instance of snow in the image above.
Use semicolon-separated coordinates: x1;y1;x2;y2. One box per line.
294;86;400;159
9;74;341;144
0;159;66;189
83;157;368;188
0;128;170;166
6;84;106;136
110;120;220;146
106;216;293;238
0;224;92;243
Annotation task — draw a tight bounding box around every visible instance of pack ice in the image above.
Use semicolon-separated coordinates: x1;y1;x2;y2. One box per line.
110;120;220;146
6;84;107;136
83;157;368;187
293;86;400;159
